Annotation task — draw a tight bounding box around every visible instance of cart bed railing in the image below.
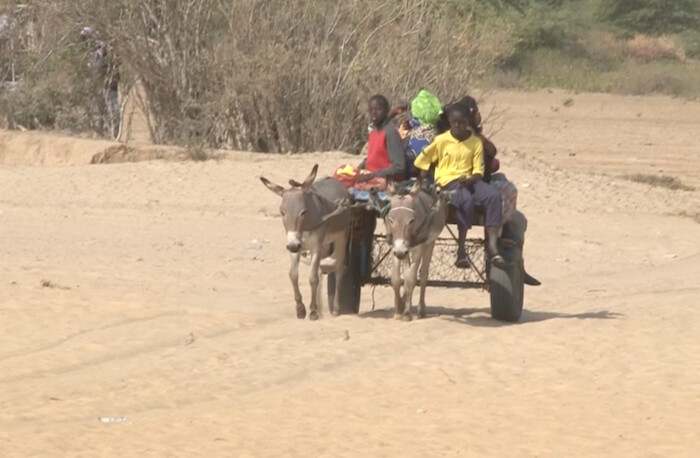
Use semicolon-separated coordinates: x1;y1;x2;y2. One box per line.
366;234;488;289
349;186;489;290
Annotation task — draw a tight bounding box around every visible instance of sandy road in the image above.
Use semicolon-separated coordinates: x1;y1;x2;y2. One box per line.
1;91;699;457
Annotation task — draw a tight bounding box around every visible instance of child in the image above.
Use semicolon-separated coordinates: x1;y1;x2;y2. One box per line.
413;103;504;268
357;94;406;185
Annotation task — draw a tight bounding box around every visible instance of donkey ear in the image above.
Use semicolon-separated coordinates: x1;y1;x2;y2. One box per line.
386;180;396;196
289;179;303;187
260;177;285;197
301;164;319;191
409;178;421;197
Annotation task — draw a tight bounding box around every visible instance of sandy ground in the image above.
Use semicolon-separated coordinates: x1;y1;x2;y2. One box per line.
1;90;699;457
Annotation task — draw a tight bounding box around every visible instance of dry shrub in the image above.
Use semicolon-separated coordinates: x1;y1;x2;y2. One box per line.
624;35;686;62
73;0;510;152
589;32;626;59
623;174;695;191
589;32;686;62
0;1;100;133
675;211;700;225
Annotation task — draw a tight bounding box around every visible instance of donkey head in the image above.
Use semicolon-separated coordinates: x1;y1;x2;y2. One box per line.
260;164;318;253
385;180;422;260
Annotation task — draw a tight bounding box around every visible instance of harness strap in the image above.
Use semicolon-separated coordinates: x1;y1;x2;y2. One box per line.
379;203;392;219
385;197;441;247
387;207;415;216
303;186;351;231
411;203;440;247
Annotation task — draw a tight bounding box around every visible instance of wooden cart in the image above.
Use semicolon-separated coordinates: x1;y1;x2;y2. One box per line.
327;190;525;322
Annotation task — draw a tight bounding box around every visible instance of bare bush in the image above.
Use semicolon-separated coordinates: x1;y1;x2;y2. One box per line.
624;35;686;62
71;0;510;152
0;1;102;133
587;32;686;63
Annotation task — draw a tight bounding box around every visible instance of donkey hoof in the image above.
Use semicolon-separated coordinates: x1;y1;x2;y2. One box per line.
402;314;413;322
394;313;403;321
296;308;307;319
331;309;341;317
417;310;427;319
309;311;319;321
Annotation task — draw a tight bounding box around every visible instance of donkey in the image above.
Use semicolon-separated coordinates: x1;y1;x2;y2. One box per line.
261;165;351;320
381;180;448;321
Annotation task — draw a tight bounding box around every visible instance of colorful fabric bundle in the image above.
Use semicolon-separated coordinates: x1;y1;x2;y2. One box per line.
489;173;518;223
333;164;358;188
410;90;442;127
333;164;388;191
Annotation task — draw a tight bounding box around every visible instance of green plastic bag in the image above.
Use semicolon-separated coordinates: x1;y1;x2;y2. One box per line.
411;89;442;127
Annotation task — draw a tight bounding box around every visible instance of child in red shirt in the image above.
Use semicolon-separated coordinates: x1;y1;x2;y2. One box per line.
357;95;406;185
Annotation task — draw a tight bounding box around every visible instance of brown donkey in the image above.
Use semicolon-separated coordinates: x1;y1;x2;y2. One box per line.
383;180;448;321
261;165;351;320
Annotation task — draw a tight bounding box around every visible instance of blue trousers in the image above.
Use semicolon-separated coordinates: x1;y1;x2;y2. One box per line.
445;180;503;230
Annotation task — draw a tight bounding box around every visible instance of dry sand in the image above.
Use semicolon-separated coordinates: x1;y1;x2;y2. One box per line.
1;90;699;457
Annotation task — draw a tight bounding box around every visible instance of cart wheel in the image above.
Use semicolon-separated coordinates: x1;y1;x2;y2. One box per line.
489;246;524;323
327;241;362;315
341;243;362;314
328;208;376;315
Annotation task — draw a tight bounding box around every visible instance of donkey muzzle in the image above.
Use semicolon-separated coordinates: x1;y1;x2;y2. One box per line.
392;239;409;260
286;232;302;253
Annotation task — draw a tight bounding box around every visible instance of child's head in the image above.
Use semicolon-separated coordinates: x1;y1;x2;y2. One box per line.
453;96;482;134
446;104;472;141
460;96;482;133
368;94;390;128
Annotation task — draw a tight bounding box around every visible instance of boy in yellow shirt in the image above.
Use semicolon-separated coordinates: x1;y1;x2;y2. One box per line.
414;103;504;268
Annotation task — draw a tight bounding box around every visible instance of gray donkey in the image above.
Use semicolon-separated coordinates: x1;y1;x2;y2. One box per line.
381;180;448;321
261;165;351;320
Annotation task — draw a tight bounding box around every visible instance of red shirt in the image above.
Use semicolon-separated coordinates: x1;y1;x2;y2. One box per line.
366;128;393;172
363;121;405;181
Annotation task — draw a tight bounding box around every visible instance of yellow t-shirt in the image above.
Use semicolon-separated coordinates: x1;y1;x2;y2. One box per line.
413;131;484;186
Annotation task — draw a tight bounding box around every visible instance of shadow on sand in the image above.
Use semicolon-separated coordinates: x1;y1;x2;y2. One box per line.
360;306;623;327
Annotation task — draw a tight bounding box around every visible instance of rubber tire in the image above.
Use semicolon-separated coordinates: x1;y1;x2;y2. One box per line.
341;241;362;314
327;209;375;315
489;245;524;323
327;240;362;315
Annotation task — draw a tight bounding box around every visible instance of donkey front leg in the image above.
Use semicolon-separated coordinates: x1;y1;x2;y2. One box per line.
402;249;422;322
417;242;435;319
289;253;306;319
391;256;404;320
308;250;322;321
331;234;347;317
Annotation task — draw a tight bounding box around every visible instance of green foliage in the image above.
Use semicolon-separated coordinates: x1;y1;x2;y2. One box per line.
677;29;700;57
4;0;700;146
486;47;700;97
499;3;587;71
476;0;574;10
515;14;574;51
0;41;94;132
598;0;700;35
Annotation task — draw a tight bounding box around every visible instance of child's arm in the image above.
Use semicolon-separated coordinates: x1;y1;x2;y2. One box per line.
481;136;497;180
459;140;484;189
413;139;438;173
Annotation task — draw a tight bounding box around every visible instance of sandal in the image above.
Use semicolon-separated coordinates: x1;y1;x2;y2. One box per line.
524;271;541;286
